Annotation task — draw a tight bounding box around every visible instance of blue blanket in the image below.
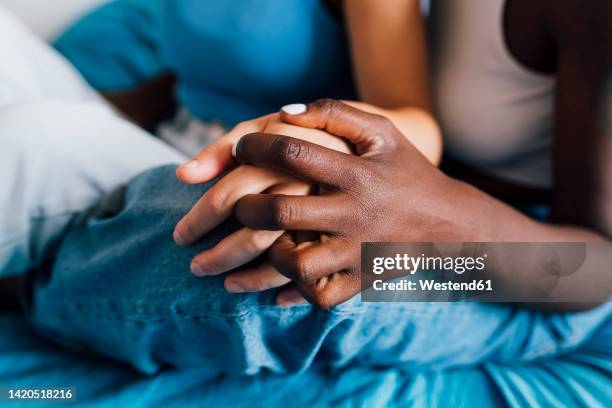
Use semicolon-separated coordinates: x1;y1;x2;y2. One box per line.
1;313;610;407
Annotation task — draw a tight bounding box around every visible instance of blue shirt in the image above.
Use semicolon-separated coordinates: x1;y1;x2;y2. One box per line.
160;0;356;127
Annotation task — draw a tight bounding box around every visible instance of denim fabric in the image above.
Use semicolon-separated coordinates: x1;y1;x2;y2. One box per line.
27;165;611;379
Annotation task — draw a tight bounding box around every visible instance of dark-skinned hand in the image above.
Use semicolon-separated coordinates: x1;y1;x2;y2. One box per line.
232;99;472;308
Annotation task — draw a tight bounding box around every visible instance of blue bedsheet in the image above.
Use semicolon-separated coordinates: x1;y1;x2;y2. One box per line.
1;313;610;407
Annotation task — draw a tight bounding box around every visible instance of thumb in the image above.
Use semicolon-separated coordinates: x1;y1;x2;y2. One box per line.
175;138;233;184
176;116;269;184
279;99;399;155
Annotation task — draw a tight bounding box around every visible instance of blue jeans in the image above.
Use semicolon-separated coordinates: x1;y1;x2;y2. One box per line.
27;166;611;378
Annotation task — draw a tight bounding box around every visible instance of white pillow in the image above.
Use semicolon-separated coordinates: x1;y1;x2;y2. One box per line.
0;0;107;41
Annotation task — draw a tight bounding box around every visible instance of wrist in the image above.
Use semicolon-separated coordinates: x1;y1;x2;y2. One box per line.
437;176;501;242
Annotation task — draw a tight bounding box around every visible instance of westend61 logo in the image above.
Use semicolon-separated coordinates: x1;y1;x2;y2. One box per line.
372;253;487;275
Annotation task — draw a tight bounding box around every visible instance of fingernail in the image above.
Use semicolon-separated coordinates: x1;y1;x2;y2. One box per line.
173;228;187;246
281;103;307;115
190;260;206;276
277;293;307;308
231;141;238;157
225;281;245;293
181;160;199;168
278;299;304;308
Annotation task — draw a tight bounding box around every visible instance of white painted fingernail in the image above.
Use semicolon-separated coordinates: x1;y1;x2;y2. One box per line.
281;103;307;115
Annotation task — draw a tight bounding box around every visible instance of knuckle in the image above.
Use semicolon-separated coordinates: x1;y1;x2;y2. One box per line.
374;114;394;130
341;163;375;190
352;165;371;187
371;116;401;148
269;196;299;229
271;135;310;164
253;279;270;292
313;98;339;114
340;167;363;189
308;272;359;309
290;253;315;283
361;112;392;132
316;98;344;123
206;192;231;218
245;230;274;253
357;162;382;186
247;275;272;292
310;290;335;310
366;115;389;134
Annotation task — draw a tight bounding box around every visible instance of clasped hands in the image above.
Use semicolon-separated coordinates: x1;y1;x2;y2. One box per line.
173;99;461;308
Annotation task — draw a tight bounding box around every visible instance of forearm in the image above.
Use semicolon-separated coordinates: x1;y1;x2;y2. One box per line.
102;73;177;130
447;178;611;311
344;101;442;165
454;179;606;243
343;0;438;163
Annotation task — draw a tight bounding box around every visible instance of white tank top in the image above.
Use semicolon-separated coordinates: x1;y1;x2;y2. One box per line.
430;0;555;188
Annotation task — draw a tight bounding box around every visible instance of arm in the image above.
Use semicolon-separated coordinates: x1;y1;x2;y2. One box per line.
385;1;612;309
454;0;612;310
463;0;612;243
102;72;178;130
343;0;442;164
549;0;612;238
